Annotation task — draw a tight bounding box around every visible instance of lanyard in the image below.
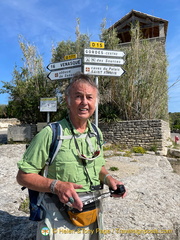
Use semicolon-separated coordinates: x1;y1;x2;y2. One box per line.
66;116;102;191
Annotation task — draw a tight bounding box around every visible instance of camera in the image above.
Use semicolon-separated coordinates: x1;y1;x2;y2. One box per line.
109;184;126;196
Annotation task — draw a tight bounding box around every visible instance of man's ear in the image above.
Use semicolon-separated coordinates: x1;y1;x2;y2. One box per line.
65;96;71;108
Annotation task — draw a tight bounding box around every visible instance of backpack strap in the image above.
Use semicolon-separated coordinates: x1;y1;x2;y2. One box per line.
43;122;63;177
48;122;63;165
91;123;101;147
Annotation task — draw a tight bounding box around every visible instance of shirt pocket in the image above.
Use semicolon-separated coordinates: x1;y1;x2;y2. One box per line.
55;149;79;182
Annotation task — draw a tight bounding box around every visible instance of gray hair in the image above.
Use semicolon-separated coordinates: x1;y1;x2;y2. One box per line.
65;73;99;98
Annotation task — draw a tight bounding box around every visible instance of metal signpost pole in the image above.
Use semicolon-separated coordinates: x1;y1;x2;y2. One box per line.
40;97;57;124
47;112;50;123
95;76;98;127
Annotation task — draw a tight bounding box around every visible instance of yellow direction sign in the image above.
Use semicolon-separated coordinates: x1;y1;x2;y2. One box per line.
64;54;77;60
90;42;105;49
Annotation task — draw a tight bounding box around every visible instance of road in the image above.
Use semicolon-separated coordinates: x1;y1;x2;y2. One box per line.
0;129;7;144
171;132;180;141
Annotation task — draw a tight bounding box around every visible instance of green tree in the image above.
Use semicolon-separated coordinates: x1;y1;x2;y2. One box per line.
0;105;8;118
51;18;90;97
169;112;180;130
0;36;60;123
52;18;90;62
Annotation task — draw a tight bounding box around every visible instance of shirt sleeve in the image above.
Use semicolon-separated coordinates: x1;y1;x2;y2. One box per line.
17;126;53;174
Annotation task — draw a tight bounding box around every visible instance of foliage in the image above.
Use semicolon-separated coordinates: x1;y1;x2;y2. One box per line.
173;125;180;130
123;150;132;157
0;21;91;124
99;102;121;123
51;18;91;102
19;197;29;214
0;105;8;118
52;19;90;62
169;112;180;130
100;18;120;49
50;101;68;122
103;143;119;151
109;166;119;171
132;146;146;154
148;145;158;152
0;36;60;123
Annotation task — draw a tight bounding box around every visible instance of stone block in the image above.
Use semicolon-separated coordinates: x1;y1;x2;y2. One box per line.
37;122;47;132
7;125;34;142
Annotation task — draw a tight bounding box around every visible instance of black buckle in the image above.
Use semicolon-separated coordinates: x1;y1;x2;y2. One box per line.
90;184;103;191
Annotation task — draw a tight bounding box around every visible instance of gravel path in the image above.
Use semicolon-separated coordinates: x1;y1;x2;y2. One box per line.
0;142;180;240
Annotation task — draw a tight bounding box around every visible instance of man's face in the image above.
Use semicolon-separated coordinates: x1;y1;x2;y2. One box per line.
67;81;98;121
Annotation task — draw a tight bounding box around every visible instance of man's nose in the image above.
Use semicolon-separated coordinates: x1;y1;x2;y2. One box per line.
81;96;88;104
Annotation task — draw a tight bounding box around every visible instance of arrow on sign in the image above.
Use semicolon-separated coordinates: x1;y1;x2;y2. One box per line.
47;67;82;80
84;64;125;77
47;59;82;71
84;49;125;58
84;56;125;65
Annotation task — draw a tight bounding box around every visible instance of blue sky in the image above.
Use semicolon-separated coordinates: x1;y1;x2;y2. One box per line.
0;0;180;112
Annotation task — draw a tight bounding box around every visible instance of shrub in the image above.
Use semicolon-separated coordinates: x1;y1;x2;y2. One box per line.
132;146;146;154
109;166;119;171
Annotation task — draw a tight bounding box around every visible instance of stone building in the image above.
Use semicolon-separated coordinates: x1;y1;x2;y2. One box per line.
108;9;168;45
102;10;169;121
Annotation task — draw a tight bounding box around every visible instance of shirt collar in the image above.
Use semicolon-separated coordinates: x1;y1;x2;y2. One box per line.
65;116;93;135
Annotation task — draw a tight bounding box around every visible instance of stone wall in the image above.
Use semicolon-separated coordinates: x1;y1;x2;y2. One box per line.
99;119;171;154
0;118;20;128
7;124;37;142
5;119;171;154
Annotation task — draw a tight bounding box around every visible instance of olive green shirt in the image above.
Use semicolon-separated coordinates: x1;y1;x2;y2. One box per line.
17;118;105;192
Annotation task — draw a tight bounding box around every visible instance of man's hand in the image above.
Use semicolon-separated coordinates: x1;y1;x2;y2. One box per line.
106;175;127;198
54;181;83;211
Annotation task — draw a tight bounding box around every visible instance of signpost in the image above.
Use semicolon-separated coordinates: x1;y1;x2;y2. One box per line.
46;44;125;126
47;66;82;81
84;56;125;65
64;54;77;60
84;48;125;57
40;97;57;123
84;64;125;77
47;58;82;71
84;43;125;126
90;42;105;48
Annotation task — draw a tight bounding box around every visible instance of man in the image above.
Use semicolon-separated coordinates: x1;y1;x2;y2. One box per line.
17;73;126;240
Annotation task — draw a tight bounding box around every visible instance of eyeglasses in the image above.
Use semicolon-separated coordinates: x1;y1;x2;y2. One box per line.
66;115;101;161
76;149;100;161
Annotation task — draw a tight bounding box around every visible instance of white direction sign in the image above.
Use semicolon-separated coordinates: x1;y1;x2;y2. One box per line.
84;64;125;77
48;67;82;80
47;58;82;71
40;98;57;112
84;48;125;58
84;56;125;65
